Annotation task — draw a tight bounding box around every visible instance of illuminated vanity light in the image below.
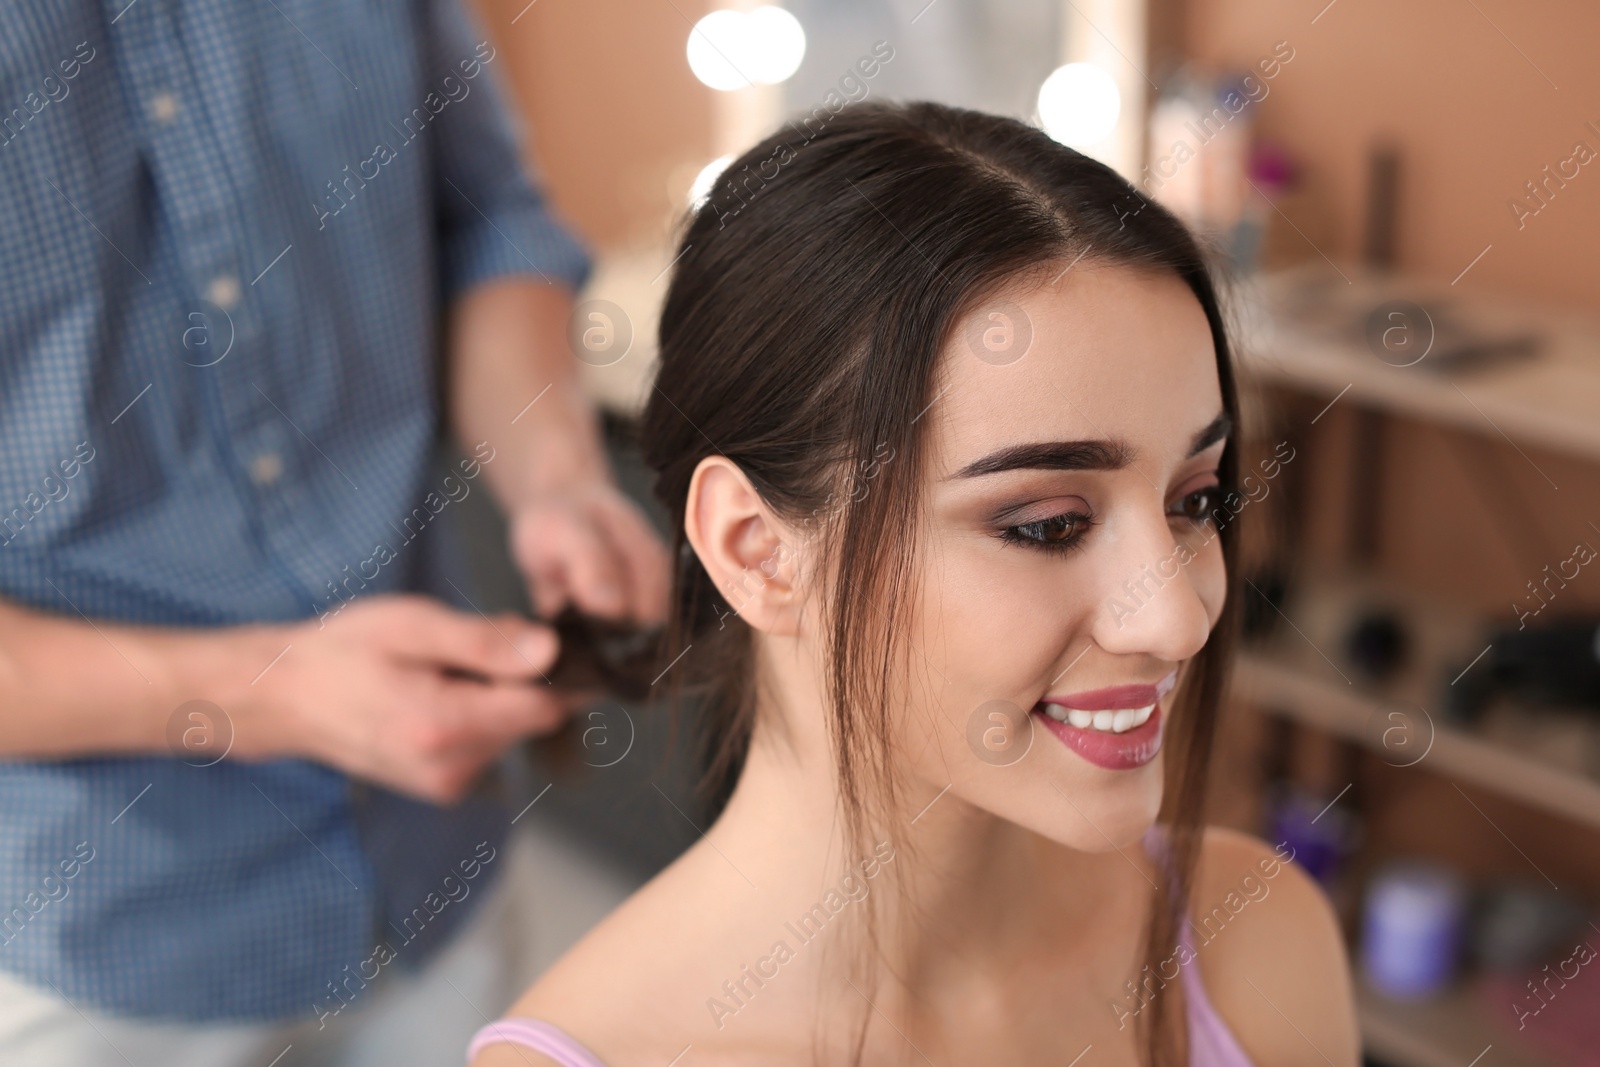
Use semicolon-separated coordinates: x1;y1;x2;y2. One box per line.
1037;62;1122;148
687;6;806;91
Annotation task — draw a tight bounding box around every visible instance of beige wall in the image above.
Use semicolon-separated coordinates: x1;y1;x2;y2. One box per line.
1187;0;1600;309
472;0;717;253
474;0;1600;301
1183;0;1600;617
1188;4;1600;880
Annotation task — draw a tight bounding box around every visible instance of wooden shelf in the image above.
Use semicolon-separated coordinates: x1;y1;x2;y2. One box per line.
1234;264;1600;465
1230;270;1599;1067
1233;649;1600;834
1357;982;1567;1067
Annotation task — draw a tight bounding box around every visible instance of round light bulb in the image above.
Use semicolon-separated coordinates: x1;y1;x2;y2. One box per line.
744;7;805;85
686;6;806;91
1037;63;1121;148
689;155;734;208
687;10;752;92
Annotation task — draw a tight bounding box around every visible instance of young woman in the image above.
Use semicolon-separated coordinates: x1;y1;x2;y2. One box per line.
470;101;1358;1066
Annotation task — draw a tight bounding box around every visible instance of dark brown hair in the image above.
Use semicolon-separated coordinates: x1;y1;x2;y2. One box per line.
642;100;1240;1066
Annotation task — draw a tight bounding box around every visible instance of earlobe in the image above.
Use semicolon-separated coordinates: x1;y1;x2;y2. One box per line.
684;457;803;636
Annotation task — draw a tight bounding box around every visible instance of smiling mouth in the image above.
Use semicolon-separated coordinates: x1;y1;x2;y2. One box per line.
1027;668;1177;770
1030;701;1164;769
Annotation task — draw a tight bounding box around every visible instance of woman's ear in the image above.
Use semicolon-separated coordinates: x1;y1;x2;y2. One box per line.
683;456;804;636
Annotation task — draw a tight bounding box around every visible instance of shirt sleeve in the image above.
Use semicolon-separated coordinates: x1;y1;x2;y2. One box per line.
422;0;592;302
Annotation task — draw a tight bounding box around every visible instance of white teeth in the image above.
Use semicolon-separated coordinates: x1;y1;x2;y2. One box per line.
1044;702;1158;733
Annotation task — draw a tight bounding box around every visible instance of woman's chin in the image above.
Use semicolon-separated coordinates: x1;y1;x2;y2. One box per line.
1029;758;1166;854
936;763;1164;856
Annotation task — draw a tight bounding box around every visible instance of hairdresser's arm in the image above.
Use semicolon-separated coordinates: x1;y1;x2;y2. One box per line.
0;593;567;803
446;276;669;623
422;0;666;623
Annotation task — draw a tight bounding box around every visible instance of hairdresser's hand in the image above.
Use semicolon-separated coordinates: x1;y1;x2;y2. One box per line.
506;481;670;624
226;595;572;803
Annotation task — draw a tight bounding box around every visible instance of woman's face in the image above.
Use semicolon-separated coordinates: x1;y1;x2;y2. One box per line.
901;262;1228;849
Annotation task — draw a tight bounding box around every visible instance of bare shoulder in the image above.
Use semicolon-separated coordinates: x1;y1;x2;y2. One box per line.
464;895;680;1067
1187;826;1360;1067
471;1043;564;1067
479;843;751;1066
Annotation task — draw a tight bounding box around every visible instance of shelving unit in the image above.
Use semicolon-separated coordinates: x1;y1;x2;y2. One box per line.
1356;983;1565;1067
1231;266;1600;1067
1234;264;1600;465
1232;639;1600;1067
1233;650;1600;835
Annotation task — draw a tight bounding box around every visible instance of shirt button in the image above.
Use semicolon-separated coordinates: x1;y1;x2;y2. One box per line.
248;452;283;486
206;275;241;311
148;92;179;124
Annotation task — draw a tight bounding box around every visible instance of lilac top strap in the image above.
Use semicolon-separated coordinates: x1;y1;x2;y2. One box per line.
1176;921;1258;1067
1142;827;1257;1067
466;1018;609;1067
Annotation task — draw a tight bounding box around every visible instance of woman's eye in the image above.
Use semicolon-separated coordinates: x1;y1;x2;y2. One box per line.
1000;512;1095;552
1170;485;1223;523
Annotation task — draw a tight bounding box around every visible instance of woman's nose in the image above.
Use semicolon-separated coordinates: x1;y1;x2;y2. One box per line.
1088;513;1218;665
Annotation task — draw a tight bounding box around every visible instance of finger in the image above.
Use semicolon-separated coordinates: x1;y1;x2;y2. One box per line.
392;681;576;802
598;496;672;624
438;677;570;748
527;508;631;620
512;511;576;619
380;599;560;681
525;547;571;620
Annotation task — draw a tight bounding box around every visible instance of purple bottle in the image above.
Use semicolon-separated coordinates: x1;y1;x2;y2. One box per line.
1361;862;1468;998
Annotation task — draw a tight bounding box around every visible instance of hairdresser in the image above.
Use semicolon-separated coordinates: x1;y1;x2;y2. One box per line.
0;3;667;1064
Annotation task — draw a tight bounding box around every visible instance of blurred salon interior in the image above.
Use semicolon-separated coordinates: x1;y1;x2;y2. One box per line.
2;0;1599;1065
486;2;1600;1064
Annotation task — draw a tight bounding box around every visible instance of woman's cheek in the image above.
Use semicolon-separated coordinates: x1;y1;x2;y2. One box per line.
916;541;1026;686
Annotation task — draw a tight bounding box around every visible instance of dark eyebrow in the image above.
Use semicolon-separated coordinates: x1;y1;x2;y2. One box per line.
1188;411;1232;457
949;410;1231;479
952;439;1133;478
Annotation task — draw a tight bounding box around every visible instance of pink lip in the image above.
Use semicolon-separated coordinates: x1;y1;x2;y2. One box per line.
1034;701;1164;770
1042;669;1178;711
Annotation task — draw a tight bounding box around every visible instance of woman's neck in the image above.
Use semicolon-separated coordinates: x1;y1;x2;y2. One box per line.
703;700;1121;997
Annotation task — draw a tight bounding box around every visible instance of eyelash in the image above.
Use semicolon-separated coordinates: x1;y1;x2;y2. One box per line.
998;483;1229;555
999;512;1098;554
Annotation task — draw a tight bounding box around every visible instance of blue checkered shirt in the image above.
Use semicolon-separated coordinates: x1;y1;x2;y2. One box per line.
0;0;588;1021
